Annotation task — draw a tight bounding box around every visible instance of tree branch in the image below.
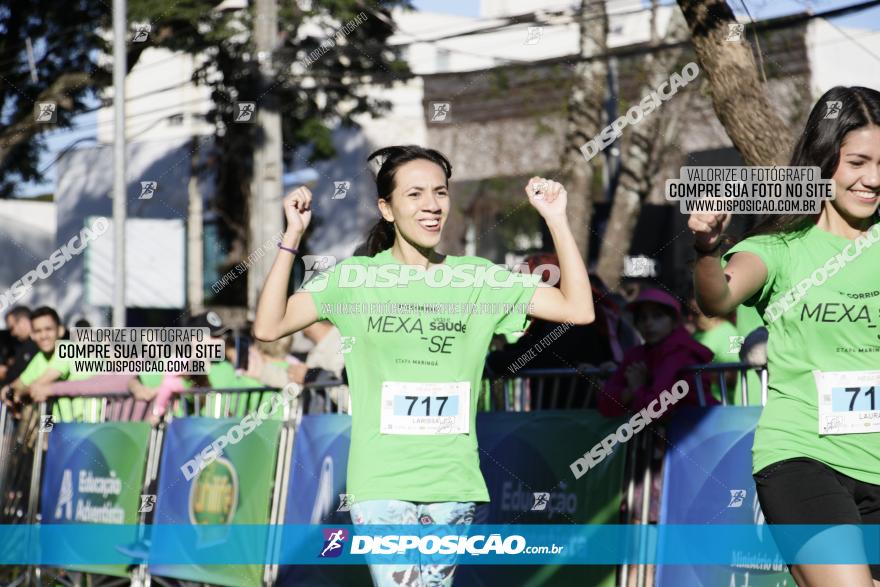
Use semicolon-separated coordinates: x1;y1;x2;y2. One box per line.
676;0;792;166
0;71;92;167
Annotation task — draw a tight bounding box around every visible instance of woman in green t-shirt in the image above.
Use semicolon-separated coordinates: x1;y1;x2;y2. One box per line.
254;145;596;586
692;86;880;587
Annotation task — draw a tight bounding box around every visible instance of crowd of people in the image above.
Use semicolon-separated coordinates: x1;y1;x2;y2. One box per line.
0;306;347;423
0;277;762;424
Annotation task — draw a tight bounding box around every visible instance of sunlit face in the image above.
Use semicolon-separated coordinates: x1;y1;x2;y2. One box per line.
830;125;880;222
634;302;677;345
30;315;60;354
378;159;450;250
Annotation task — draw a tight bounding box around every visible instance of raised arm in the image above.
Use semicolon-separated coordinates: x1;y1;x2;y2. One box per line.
253;187;321;341
689;212;768;316
525;177;596;325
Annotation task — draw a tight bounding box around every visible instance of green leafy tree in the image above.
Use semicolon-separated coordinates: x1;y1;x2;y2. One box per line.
126;0;410;277
1;0;410;303
0;0;107;197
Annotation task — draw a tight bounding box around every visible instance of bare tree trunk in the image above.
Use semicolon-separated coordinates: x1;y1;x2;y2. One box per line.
596;5;689;288
559;0;608;258
676;0;791;165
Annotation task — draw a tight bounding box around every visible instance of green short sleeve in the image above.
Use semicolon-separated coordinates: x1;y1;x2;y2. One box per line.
301;261;348;322
47;353;71;379
18;353;50;386
479;265;541;335
723;235;788;310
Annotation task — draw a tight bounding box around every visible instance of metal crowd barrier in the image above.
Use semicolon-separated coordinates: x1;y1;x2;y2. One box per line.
3;361;769;587
492;361;770;411
0;377;345;587
486;361;769;587
483;364;612;411
680;361;769;407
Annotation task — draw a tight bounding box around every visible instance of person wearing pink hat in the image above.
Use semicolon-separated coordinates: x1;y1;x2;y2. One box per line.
597;288;717;418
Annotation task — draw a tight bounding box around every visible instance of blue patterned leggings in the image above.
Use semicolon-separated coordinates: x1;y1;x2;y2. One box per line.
350;500;476;587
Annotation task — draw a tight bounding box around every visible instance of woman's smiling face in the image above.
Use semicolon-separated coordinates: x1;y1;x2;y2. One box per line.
378;159;450;250
830;125;880;222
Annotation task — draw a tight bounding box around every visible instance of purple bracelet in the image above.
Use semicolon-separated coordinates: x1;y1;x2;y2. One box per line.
277;243;299;255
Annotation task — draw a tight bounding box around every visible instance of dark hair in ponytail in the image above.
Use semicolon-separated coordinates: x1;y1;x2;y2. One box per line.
362;145;453;256
746;86;880;239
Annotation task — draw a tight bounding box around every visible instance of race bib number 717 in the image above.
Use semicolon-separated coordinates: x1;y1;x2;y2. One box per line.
814;370;880;435
380;381;470;435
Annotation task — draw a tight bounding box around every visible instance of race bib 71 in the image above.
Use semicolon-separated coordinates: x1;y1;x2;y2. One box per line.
814;370;880;435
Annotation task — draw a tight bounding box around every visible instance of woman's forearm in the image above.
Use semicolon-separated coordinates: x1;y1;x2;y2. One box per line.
693;252;735;316
253;231;302;340
546;216;595;323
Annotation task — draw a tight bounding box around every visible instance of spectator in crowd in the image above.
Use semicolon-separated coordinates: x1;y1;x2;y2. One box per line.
246;334;295;388
486;253;638;408
287;320;348;413
599;289;716;529
738;325;768;407
130;312;267;418
687;296;740;404
1;307;93;421
2;306;37;387
598;288;717;418
0;339;13;385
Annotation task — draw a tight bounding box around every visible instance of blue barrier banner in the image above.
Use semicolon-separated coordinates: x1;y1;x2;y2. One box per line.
657;407;794;586
3;524;880;565
284;414;353;525
278;414;369;586
39;422;151;577
148;417;281;587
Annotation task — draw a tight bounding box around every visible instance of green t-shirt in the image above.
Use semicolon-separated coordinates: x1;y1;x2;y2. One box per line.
140;363;269;418
694;320;740;403
49;353;95;382
305;249;540;503
725;223;880;484
18;352;51;386
49;352;101;421
19;351;94;422
204;361;271;418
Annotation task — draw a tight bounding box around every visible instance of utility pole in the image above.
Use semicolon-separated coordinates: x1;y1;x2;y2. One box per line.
187;137;204;313
247;0;284;318
112;0;127;327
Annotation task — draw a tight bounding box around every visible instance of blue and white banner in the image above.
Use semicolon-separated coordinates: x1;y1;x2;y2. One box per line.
2;524;879;565
657;407;795;586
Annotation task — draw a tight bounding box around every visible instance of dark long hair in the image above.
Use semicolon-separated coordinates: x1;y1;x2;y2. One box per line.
747;86;880;238
362;145;453;256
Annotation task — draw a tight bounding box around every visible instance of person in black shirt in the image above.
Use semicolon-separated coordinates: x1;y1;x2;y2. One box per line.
2;306;37;387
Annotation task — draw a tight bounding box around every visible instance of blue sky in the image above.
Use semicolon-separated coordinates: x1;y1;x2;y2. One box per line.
411;0;880;26
17;0;880;197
